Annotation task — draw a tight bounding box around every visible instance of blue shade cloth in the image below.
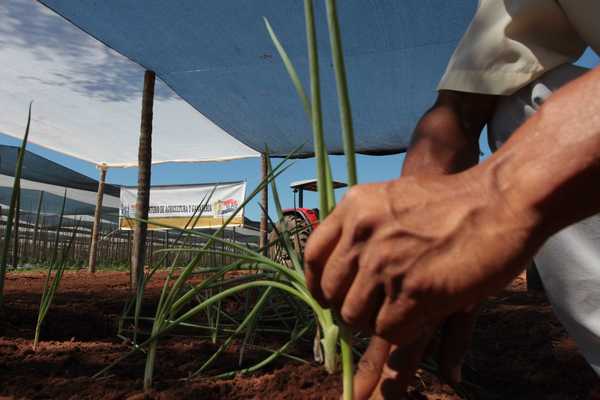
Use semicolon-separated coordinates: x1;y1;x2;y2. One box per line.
1;0;259;167
38;0;477;157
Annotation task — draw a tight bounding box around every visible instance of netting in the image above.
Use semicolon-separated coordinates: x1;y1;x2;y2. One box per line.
0;146;120;222
2;0;477;164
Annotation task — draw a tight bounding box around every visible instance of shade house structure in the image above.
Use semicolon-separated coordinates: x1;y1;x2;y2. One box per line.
0;0;478;277
0;145;120;222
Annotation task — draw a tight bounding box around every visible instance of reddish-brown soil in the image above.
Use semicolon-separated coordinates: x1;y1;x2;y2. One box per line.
0;271;597;399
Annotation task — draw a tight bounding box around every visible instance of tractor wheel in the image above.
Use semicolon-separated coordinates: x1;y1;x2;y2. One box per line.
268;213;311;267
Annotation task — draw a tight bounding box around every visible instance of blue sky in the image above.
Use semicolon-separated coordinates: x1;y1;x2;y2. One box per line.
1;49;598;222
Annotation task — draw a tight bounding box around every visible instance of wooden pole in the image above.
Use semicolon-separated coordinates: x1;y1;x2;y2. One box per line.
131;70;155;289
149;230;154;266
127;230;132;278
164;230;169;268
12;183;20;269
32;191;44;263
259;153;269;256
88;165;107;273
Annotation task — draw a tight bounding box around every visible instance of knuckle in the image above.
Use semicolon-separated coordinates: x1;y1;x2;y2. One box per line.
350;215;374;244
362;256;384;276
304;272;318;292
374;319;395;341
402;274;427;300
303;240;319;267
357;241;394;278
345;185;363;202
357;355;379;375
343;185;372;208
340;305;361;327
320;278;338;304
303;234;328;269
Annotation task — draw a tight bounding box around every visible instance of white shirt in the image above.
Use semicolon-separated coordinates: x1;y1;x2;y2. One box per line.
438;0;599;95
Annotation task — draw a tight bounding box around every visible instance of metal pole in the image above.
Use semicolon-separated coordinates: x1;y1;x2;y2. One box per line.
259;153;269;256
131;70;155;289
88;165;107;273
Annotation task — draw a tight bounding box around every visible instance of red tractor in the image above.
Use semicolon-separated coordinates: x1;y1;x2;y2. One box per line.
269;179;347;263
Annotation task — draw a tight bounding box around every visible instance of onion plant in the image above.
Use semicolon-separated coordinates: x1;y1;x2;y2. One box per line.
94;155;334;381
266;0;357;396
95;159;295;370
98;2;359;398
0;103;32;308
130;190;216;346
268;4;477;398
33;190;78;350
139;0;361;392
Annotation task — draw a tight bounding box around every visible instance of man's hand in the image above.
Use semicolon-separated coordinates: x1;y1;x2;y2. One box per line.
352;311;477;399
304;169;539;346
323;90;497;399
306;66;600;398
305;168;540;399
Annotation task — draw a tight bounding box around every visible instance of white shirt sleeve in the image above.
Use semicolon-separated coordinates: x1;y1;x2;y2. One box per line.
438;0;587;96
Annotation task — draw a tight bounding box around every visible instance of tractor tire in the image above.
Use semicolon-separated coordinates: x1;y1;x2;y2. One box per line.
268;213;311;267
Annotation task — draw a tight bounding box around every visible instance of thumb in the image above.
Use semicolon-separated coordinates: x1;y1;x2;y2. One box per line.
353;336;391;399
372;333;432;399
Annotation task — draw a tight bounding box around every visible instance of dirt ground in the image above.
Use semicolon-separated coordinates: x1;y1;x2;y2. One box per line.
0;271;597;399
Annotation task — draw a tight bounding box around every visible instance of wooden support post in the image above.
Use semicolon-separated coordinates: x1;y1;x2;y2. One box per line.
259;153;269;256
164;230;169;268
127;230;132;278
12;183;20;269
32;191;44;263
149;230;154;266
131;70;155;289
40;216;48;263
88;165;107;273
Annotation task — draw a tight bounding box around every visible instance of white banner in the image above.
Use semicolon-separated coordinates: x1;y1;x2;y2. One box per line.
119;181;246;230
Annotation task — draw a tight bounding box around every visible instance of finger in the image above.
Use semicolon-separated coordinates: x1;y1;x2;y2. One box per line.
319;235;359;310
353;336;391;400
374;297;434;347
438;307;479;384
372;334;432;399
304;213;343;305
340;268;384;331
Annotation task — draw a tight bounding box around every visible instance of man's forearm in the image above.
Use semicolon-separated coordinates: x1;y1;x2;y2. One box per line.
476;66;600;242
403;91;496;176
304;69;600;353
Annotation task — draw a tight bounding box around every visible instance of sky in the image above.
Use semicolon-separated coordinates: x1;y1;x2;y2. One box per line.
1;48;598;222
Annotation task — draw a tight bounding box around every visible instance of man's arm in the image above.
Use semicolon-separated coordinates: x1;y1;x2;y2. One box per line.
488;66;600;236
403;91;497;381
353;91;497;398
305;65;600;396
403;90;496;176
